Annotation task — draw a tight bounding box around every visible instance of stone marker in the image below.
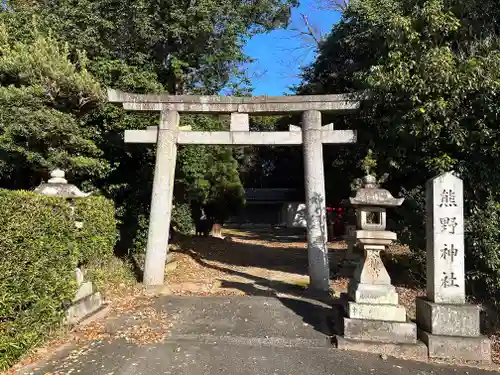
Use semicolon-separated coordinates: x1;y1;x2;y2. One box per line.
425;171;465;304
336;175;426;359
416;172;491;363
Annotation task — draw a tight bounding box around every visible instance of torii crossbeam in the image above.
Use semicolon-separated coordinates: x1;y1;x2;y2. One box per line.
108;89;361;292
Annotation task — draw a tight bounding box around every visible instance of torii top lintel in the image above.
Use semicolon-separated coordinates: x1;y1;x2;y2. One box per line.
107;89;362;114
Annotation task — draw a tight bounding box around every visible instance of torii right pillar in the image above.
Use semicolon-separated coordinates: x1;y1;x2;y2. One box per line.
302;110;330;291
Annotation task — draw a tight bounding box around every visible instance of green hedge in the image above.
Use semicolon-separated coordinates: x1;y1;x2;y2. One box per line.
0;190;78;370
74;196;117;267
0;190;117;370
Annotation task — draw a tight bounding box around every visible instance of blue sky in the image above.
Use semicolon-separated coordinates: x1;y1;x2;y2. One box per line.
244;1;341;96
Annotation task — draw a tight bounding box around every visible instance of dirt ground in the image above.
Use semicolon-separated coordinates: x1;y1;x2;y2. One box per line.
166;227;338;296
166;228;422;310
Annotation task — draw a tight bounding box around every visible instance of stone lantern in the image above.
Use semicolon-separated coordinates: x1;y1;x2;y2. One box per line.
34;168;104;325
336;175;426;358
347;174;403;302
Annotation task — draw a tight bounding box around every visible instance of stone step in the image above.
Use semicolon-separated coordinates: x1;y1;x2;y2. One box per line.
343;318;417;344
347;283;399;305
335;336;427;360
416;297;481;337
65;291;103;326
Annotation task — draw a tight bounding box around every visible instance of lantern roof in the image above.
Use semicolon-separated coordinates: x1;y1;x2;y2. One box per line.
34;169;91;198
349;175;404;207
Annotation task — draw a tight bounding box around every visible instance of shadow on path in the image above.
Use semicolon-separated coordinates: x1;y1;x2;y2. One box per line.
172;229;347;278
218;279;335;337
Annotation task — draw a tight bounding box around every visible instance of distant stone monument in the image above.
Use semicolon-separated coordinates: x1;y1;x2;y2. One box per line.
416;172;491;363
336;175;426;358
336;205;359;278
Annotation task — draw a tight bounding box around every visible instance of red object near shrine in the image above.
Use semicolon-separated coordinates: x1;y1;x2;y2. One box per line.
326;206;346;240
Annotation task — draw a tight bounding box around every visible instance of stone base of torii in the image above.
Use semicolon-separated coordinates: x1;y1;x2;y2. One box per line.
108;89;361;291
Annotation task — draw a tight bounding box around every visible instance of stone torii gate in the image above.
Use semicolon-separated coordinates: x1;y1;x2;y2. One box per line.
108;89;360;291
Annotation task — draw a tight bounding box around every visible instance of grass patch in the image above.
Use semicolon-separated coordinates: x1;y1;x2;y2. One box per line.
86;256;138;295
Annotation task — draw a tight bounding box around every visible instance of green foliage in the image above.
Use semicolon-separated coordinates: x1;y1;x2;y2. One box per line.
298;0;500;298
465;197;500;299
0;21;106;190
1;0;294;256
129;203;194;256
171;202;194;235
74;196;118;268
361;149;377;176
8;0;297;95
176;115;245;223
85;256;137;293
130;214;150;255
0;190;78;370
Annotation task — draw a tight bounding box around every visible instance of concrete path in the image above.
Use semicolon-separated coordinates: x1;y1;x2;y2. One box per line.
20;296;497;375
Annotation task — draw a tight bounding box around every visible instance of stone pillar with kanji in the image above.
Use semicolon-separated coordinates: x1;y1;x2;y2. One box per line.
416;172;491;363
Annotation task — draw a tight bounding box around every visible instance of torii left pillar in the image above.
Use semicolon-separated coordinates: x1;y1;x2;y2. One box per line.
143;110;179;286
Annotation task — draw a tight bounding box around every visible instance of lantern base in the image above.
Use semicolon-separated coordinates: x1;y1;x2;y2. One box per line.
348;282;399;305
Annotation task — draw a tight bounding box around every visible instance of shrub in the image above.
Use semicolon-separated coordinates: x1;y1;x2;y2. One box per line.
74;195;117;267
0;190;78;370
131;213;149;255
130;202;193;256
171;201;194;235
465;197;500;301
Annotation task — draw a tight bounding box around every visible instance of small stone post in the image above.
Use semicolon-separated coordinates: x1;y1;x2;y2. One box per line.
302;109;329;292
343;206;360;261
143;110;179;286
212;223;223;238
416;172;491;363
336;175;427;358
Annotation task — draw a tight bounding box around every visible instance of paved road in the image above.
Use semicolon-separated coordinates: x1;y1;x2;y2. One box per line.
20;296;498;375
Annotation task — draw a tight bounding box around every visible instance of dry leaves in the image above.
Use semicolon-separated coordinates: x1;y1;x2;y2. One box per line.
74;292;172;346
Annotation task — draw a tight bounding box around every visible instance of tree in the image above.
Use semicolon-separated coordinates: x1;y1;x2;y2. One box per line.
176;115;245;224
298;0;500;298
7;0;298;95
0;22;106;189
2;0;298;251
